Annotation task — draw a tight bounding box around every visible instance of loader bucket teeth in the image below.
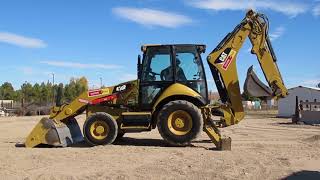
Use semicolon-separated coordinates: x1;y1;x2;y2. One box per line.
244;66;273;98
25;117;83;148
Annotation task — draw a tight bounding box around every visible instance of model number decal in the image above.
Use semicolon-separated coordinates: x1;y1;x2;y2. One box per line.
115;85;126;92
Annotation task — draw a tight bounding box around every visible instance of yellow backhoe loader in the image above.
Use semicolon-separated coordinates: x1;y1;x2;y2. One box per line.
25;10;288;150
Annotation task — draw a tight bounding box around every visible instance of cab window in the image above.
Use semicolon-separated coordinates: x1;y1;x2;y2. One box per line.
142;46;172;82
175;46;207;98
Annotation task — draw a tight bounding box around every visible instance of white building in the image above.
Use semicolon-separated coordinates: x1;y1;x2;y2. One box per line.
278;86;320;117
0;100;13;108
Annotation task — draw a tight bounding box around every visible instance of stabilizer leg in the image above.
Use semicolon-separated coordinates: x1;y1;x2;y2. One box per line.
201;106;232;151
203;120;231;150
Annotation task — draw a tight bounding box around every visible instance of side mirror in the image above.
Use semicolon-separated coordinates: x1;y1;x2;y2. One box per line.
137;55;142;79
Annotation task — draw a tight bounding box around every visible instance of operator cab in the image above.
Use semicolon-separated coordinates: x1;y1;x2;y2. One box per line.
138;44;208;110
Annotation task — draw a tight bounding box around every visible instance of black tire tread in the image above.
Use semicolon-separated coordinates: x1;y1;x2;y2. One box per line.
157;100;203;146
83;112;118;146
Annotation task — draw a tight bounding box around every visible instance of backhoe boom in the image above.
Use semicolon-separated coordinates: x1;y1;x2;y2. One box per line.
207;10;288;127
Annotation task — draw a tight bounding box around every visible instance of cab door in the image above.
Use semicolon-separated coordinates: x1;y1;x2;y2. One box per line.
173;45;208;101
139;46;174;110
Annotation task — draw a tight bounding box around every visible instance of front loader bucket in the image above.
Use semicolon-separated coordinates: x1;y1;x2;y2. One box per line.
244;66;273;98
25;117;83;148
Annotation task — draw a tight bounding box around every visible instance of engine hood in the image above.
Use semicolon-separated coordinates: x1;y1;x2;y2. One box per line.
86;80;139;106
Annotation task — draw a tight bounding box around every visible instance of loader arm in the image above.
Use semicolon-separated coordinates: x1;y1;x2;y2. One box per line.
207;10;288;126
25;88;115;147
49;89;112;121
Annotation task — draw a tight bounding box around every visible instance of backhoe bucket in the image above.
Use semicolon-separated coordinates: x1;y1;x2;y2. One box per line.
25;117;83;148
244;66;273;98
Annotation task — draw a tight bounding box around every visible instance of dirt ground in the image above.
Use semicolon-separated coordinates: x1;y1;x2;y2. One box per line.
0;114;319;180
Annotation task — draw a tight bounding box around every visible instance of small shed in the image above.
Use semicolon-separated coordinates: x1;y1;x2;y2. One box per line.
278;86;320;117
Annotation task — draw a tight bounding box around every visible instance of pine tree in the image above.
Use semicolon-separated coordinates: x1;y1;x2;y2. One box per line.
0;82;15;100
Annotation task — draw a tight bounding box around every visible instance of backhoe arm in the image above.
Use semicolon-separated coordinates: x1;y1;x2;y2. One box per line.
248;12;288;100
207;10;288;126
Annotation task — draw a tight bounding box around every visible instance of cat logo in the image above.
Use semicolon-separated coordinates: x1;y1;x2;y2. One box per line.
219;52;228;62
215;48;237;71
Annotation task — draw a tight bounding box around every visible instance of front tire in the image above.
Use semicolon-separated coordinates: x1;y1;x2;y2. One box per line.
83;112;118;146
157;100;203;146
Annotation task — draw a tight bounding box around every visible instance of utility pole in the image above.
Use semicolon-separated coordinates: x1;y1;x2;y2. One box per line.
100;77;103;88
52;73;55;86
21;81;27;115
51;73;55;105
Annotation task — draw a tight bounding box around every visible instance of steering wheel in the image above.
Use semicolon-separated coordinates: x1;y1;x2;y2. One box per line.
149;71;160;76
146;70;160;81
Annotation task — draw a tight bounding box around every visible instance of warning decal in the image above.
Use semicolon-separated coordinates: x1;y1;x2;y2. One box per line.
88;88;109;97
222;49;236;70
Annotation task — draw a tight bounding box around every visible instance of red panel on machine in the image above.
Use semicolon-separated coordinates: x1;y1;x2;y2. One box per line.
90;94;118;105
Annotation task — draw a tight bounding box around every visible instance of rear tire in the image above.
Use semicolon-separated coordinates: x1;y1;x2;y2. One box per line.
83;112;118;146
157;100;203;146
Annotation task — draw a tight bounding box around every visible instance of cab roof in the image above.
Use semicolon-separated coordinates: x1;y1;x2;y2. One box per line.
141;44;206;53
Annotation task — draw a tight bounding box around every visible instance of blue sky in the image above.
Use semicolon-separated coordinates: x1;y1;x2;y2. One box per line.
0;0;319;90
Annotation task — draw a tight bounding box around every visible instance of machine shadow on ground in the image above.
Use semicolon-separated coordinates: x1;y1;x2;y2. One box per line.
282;170;320;180
70;137;216;149
15;137;217;150
113;137;217;150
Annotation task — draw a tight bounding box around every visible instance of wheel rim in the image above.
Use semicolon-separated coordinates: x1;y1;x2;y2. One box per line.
89;120;109;140
167;110;193;136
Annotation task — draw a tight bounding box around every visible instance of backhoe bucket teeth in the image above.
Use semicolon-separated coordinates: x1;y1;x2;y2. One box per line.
25;117;83;148
244;66;273;98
